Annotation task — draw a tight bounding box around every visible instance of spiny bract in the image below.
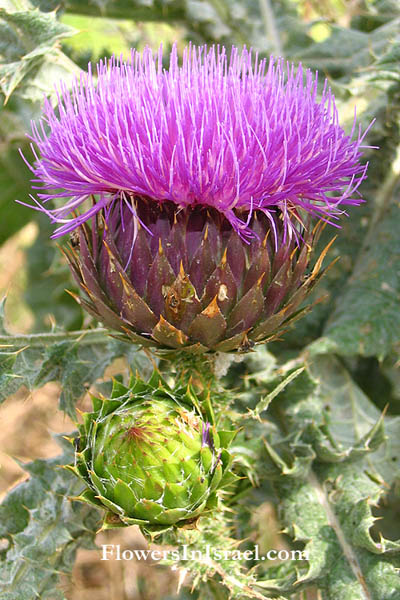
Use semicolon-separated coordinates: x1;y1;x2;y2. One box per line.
67;372;237;538
64;199;332;352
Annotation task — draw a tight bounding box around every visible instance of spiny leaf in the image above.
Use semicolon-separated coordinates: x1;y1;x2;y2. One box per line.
245;349;400;598
0;5;75;50
0;3;78;103
0;302;154;417
160;513;277;600
250;366;305;418
35;337;152;417
0;436;100;600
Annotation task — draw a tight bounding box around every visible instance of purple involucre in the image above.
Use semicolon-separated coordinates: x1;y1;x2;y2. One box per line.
22;44;371;239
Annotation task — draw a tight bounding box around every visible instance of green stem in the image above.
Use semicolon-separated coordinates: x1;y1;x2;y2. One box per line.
0;327;110;348
156;351;238;425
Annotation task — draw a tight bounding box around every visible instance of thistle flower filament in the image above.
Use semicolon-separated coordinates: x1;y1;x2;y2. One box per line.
23;44;370;241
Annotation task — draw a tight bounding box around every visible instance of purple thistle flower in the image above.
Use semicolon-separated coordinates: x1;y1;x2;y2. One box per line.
21;44;371;240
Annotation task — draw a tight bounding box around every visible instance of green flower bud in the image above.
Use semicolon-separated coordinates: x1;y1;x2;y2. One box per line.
68;372;237;539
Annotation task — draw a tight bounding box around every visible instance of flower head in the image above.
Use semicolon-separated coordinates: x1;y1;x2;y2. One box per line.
64;199;331;352
22;44;372;351
23;44;370;240
69;372;237;537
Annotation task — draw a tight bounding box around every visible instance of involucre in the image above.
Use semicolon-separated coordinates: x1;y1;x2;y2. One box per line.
64;199;332;351
67;373;237;538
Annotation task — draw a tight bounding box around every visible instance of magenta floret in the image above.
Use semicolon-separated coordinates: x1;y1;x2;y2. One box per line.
22;44;370;239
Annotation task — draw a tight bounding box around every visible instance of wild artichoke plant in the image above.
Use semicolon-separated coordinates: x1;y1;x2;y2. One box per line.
21;44;370;535
67;373;237;538
22;45;369;351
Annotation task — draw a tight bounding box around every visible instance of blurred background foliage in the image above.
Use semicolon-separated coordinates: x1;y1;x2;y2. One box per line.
0;1;400;598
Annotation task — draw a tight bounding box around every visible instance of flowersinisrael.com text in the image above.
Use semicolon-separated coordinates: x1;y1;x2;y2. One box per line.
101;544;309;562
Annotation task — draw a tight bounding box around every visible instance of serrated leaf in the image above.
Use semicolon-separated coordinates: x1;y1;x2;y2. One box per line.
0;5;75;50
0;4;78;102
247;349;400;597
0;436;100;600
0;301;154;416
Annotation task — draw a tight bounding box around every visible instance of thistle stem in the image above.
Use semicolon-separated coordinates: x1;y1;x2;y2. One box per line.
158;351;217;388
0;327;109;348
